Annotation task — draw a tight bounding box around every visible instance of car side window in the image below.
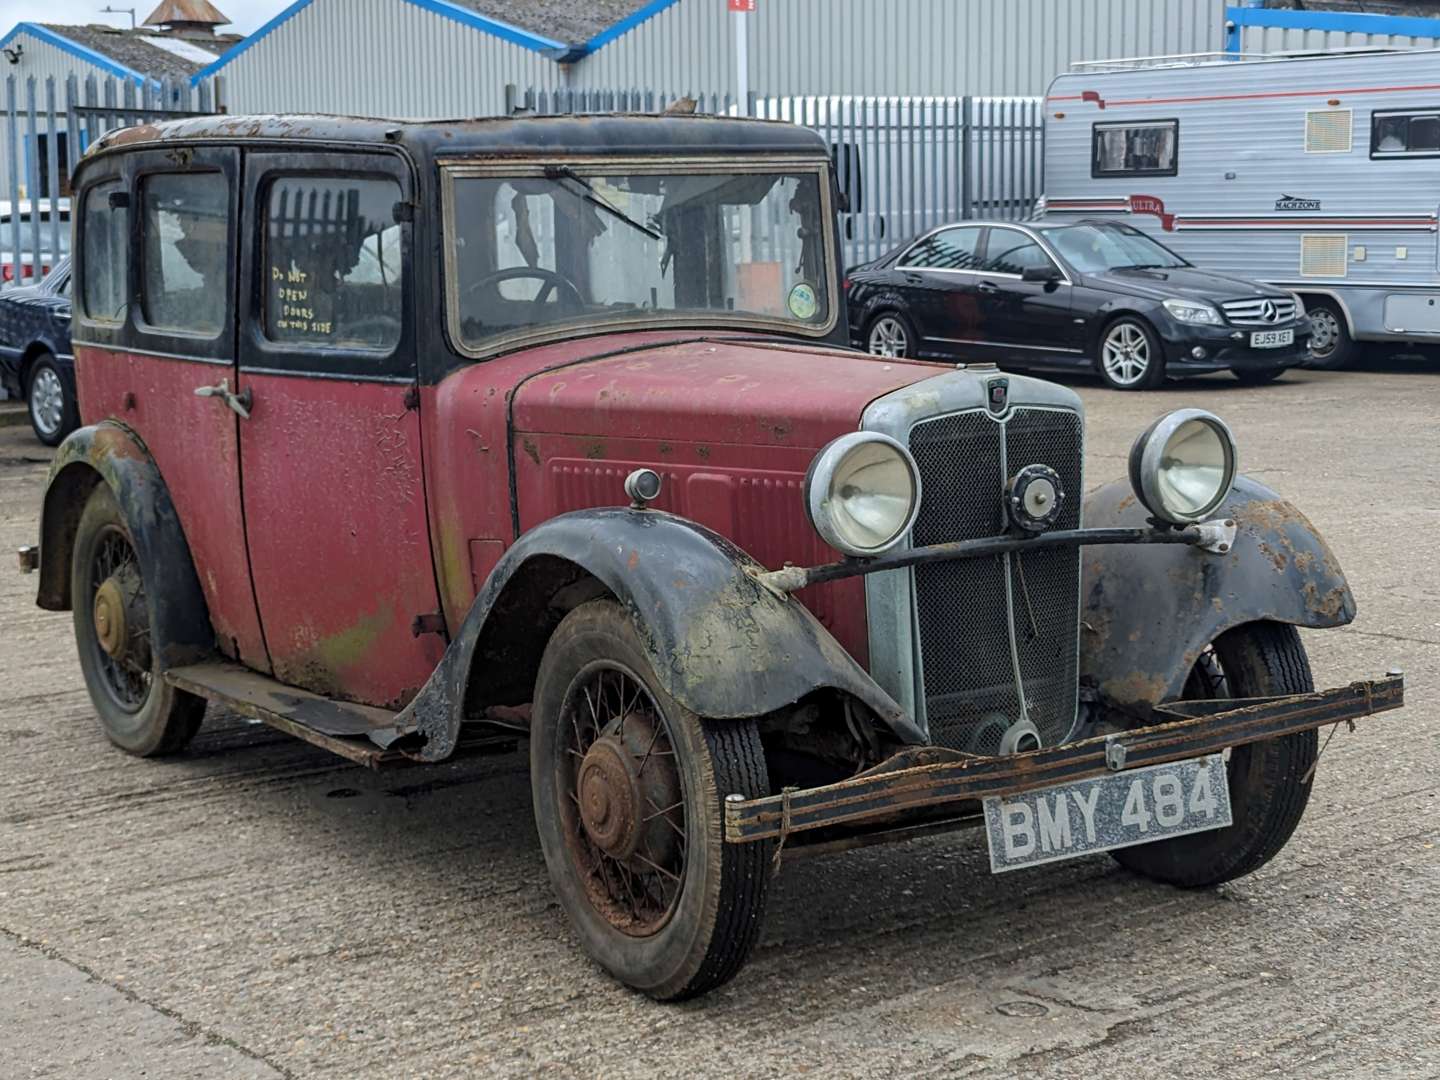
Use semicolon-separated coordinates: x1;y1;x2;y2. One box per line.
901;227;982;270
81;180;128;323
264;176;402;350
141;172;229;337
982;233;1056;276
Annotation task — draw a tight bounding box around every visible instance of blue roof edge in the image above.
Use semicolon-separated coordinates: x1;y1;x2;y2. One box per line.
1;22;148;84
1226;3;1440;41
193;0;566;86
572;0;683;59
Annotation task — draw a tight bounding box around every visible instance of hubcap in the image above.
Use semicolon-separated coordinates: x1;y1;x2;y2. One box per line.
560;665;685;936
93;578;128;658
1102;323;1151;386
868;317;908;358
1310;309;1338;356
29;366;64;436
87;529;152;711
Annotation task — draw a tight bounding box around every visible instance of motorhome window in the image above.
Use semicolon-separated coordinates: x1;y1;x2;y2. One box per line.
1372;110;1440;157
140;173;229;336
81;180;128;323
264;177;402;350
981;232;1055;276
1091;121;1178;177
900;226;982;270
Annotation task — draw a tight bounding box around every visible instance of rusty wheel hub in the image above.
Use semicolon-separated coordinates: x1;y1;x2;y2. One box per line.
92;564;148;667
578;735;644;859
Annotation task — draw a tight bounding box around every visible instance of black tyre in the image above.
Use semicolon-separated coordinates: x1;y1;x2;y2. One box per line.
531;599;773;1000
1303;299;1355;370
1231;366;1286;386
72;484;205;756
26;353;78;447
865;310;915;358
1112;622;1317;888
1096;316;1166;390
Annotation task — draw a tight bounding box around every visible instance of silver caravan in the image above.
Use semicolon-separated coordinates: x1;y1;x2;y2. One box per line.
1041;49;1440;368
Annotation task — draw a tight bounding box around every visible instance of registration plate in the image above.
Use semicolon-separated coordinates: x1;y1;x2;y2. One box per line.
982;754;1232;873
1250;328;1294;348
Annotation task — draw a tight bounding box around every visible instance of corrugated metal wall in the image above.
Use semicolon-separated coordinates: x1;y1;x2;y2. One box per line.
212;0;559;118
570;0;1228;97
0;31;113;198
1239;25;1440;53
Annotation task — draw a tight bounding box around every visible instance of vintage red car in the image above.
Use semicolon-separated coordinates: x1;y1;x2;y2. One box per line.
22;113;1402;1000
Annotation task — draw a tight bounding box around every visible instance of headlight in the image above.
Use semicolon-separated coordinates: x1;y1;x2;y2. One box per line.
1162;298;1222;325
1128;409;1238;524
1290;292;1306;318
805;432;921;556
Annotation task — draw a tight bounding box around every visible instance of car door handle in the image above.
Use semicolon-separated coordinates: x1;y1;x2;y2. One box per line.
977;281;1000;294
194;378;252;420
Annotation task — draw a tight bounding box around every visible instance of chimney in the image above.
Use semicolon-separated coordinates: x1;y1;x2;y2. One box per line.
142;0;231;36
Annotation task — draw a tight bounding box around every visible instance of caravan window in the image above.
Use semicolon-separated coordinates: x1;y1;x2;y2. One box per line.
1372;109;1440;157
1091;120;1178;178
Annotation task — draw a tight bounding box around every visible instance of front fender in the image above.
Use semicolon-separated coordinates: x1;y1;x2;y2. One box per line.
1081;475;1354;707
393;508;914;762
38;422;213;668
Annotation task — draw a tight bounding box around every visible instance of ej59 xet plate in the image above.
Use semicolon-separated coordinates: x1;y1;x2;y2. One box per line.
1250;328;1295;348
982;753;1232;873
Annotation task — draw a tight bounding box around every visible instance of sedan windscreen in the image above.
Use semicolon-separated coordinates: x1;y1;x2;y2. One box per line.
1036;224;1187;274
446;167;833;349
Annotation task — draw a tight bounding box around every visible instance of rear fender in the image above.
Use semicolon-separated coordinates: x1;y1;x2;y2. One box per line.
38;422;213;668
1081;475;1354;707
392;508;915;762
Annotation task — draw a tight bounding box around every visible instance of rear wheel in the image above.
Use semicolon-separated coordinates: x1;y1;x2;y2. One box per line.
1112;622;1317;887
71;485;205;756
1096;317;1166;390
531;600;773;1000
26;354;77;446
1304;300;1355;370
866;311;914;358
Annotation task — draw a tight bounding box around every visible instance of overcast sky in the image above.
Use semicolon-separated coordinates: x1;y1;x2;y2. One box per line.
8;0;292;35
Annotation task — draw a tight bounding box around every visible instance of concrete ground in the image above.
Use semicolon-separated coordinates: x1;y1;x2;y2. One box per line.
1;361;1436;1079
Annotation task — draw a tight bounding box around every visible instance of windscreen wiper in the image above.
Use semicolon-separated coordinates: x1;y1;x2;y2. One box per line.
543;165;663;241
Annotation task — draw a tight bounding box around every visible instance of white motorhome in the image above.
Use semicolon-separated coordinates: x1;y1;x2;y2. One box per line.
1041;48;1440;367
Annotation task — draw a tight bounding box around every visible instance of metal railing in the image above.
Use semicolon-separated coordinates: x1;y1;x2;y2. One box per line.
510;87;1044;267
3;73;219;289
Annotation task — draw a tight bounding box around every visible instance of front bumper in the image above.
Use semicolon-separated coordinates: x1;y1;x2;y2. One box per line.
1155;316;1312;372
725;675;1404;845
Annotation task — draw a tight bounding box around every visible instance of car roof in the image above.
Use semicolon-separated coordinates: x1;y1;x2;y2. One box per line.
89;112;831;163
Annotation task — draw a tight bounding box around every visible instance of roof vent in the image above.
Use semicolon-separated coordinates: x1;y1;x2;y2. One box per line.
1301;234;1347;277
1305;109;1352;153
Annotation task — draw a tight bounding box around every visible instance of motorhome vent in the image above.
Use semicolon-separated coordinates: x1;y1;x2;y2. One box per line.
1301;235;1348;277
1305;109;1353;153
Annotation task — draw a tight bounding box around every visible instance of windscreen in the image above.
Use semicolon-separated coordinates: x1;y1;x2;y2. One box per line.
1036;223;1187;273
447;166;832;349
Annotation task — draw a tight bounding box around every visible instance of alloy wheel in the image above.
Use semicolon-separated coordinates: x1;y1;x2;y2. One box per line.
29;366;65;439
1101;322;1151;386
868;316;909;358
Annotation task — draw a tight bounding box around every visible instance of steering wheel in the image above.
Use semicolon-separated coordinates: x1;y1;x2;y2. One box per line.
464;267;585;316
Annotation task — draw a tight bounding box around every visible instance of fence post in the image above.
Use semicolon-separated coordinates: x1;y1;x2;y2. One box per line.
960;96;972;219
5;76;21;286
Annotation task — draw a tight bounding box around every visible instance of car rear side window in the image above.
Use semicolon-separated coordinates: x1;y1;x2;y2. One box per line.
141;172;229;336
263;177;402;350
901;226;982;270
1092;120;1178;177
82;180;128;323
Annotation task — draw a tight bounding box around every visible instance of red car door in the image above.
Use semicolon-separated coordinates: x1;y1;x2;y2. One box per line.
71;148;270;671
233;152;444;709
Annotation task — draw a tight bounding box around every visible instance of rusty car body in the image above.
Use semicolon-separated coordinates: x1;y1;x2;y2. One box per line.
24;112;1403;1000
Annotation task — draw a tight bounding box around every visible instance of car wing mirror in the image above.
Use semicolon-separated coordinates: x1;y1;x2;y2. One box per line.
1021;266;1060;283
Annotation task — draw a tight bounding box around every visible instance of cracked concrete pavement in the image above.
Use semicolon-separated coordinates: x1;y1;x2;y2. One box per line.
1;362;1436;1078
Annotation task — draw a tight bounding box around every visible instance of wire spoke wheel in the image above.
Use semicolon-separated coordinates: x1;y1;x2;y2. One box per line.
85;525;152;712
1102;322;1150;385
868;315;909;357
558;660;687;937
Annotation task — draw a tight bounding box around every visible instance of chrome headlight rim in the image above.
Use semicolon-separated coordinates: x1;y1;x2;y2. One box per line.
805;431;922;558
1161;297;1223;325
1128;408;1238;525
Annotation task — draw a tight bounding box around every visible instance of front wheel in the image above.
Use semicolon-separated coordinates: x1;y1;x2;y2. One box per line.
1112;622;1317;888
531;600;773;1000
1096;317;1166;390
72;484;205;755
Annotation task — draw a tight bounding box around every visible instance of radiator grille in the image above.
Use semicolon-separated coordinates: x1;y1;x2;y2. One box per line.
1221;297;1298;325
907;408;1082;754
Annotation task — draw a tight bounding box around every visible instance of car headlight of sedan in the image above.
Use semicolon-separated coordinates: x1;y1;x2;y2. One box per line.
805;432;921;556
1290;292;1306;318
1128;409;1238;524
1161;298;1223;325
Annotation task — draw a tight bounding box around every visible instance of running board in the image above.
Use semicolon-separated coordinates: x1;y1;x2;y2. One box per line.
166;663;413;768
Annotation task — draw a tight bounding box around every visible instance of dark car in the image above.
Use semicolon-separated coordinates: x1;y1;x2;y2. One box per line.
847;219;1312;390
0;257;78;444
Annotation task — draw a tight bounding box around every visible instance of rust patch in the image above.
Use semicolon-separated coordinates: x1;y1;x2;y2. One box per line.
1304;581;1350;621
520;437;540;467
583;440;606;460
657;442;674;457
1100;671;1171;707
627;550;640;570
696;445;711;460
1257;540;1288;573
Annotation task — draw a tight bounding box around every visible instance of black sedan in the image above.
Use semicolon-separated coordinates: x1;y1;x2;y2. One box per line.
846;220;1311;390
0;257;77;444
